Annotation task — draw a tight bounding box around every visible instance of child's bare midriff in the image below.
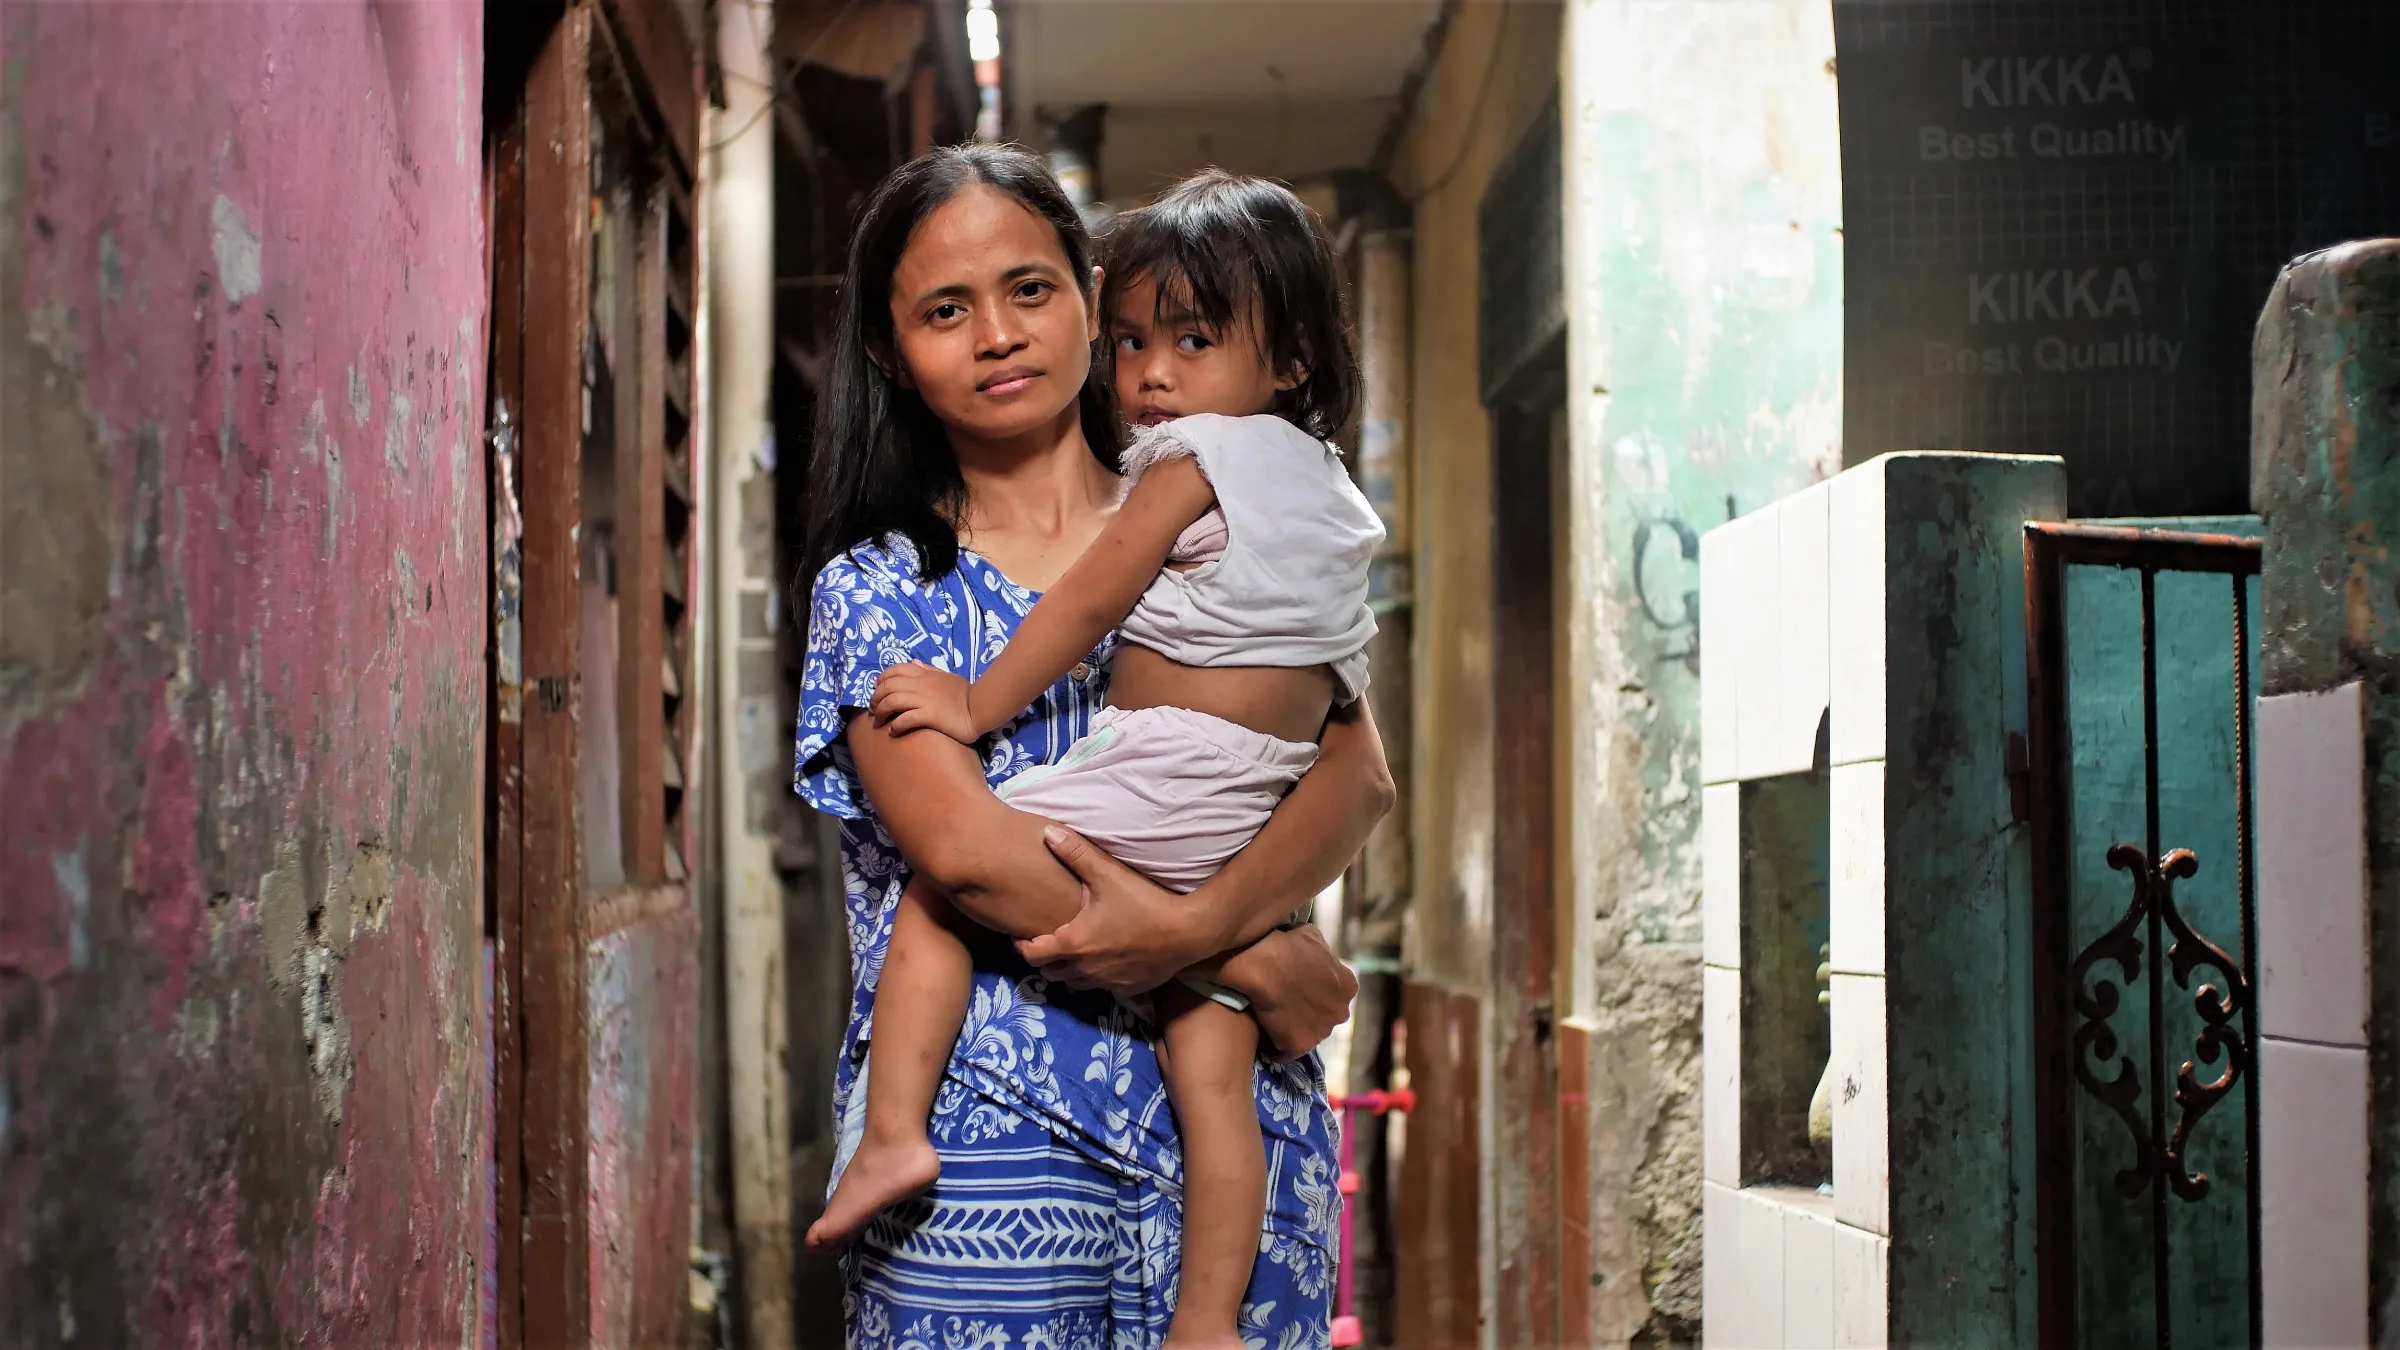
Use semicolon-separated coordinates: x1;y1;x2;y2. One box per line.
1105;642;1335;747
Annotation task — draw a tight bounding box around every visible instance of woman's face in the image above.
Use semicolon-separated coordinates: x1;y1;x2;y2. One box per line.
885;184;1099;446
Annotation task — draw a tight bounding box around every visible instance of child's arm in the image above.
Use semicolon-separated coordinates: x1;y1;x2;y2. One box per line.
872;455;1216;740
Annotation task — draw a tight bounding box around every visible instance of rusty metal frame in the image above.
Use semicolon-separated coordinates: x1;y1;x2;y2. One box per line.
2024;520;2262;1350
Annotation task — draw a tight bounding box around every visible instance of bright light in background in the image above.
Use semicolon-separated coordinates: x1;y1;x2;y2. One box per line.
965;2;1000;63
968;0;1002;142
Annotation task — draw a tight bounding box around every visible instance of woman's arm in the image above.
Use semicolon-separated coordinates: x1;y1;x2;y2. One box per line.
1016;696;1396;989
1185;926;1359;1062
845;709;1088;938
852;700;1380;1059
1026;825;1359;1059
873;457;1217;740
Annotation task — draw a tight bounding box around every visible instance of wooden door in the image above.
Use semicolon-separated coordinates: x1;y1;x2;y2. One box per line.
1489;357;1568;1348
1396;983;1482;1346
486;5;701;1344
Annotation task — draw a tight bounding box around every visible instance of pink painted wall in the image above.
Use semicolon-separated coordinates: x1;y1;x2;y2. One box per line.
0;4;488;1344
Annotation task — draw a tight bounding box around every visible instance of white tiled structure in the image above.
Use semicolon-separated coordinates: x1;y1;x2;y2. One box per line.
1702;452;2066;1347
2254;682;2371;1350
1700;468;1888;1347
1705;452;2373;1346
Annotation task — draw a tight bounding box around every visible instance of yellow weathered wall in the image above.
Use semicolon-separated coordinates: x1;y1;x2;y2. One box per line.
1394;0;1564;994
1392;2;1845;1344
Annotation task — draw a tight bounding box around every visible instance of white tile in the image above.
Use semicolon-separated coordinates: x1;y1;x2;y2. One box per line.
1705;782;1742;971
1830;1221;1888;1349
2260;1036;2368;1350
1783;1204;1836;1349
1828;761;1885;976
1735;1189;1788;1350
1700;519;1744;786
1828;456;1887;767
1829;974;1888;1235
1732;510;1785;783
1766;482;1833;778
2256;683;2370;1047
1704;1181;1738;1348
1705;964;1742;1186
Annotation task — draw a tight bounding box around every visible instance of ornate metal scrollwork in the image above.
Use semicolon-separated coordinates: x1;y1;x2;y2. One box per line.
2073;844;2157;1198
2068;844;2252;1203
2154;847;2250;1201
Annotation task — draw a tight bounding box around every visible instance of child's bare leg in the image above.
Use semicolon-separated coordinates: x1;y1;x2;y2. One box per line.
804;878;970;1251
1158;983;1266;1349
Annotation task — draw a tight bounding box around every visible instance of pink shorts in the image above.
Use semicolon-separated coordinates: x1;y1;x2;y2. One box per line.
996;703;1320;895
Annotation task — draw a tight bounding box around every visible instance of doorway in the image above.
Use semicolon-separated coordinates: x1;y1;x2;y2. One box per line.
483;4;703;1344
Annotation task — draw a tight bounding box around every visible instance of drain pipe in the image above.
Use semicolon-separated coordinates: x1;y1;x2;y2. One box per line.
1331;166;1412;1347
708;2;794;1346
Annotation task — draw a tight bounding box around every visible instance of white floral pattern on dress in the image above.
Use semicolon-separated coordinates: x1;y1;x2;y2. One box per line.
797;537;1337;1349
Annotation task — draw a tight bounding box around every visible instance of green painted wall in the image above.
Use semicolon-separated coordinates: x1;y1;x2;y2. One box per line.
1873;454;2065;1349
2057;559;2259;1348
1559;2;1845;1340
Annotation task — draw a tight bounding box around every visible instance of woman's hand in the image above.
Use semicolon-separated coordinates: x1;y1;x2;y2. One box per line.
1024;825;1357;1058
1015;826;1211;996
1232;924;1358;1061
870;663;977;741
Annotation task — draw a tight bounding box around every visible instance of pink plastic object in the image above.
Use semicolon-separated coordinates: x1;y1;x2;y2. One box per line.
1326;1087;1416;1346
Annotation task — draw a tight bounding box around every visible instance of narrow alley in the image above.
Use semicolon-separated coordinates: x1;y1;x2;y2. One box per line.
2;2;2396;1348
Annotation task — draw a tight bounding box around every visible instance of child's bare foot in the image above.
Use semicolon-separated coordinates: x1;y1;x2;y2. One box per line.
804;1135;940;1251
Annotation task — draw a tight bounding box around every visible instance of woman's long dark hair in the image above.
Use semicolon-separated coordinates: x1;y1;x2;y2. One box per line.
801;143;1121;594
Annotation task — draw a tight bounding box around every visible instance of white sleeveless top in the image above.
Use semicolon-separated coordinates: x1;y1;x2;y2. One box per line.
1114;413;1383;701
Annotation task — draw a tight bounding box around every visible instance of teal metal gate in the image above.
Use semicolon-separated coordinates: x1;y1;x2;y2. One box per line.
2024;520;2263;1350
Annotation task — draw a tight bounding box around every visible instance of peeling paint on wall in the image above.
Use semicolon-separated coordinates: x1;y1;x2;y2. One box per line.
1557;1;1846;1341
0;3;488;1344
209;194;261;304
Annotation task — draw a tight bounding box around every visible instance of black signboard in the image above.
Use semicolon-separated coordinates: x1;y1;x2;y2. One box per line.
1835;1;2399;516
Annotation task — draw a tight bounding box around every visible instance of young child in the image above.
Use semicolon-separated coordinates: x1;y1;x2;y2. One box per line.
805;170;1379;1348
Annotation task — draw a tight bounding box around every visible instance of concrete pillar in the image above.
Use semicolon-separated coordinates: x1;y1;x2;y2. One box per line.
2248;238;2399;1348
707;1;793;1345
1700;451;2064;1349
1348;218;1412;1345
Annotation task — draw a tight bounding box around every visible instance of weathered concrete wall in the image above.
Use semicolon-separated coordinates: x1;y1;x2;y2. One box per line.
0;5;488;1345
1559;1;1844;1341
1393;0;1562;1003
2249;239;2400;1344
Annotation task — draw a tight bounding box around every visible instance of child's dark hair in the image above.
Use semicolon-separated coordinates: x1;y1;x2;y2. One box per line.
802;143;1120;589
1101;170;1358;440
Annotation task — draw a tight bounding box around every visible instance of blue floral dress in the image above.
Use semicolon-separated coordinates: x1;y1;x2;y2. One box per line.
795;536;1340;1350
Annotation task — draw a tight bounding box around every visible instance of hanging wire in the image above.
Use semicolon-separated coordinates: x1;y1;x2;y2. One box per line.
1405;0;1513;203
703;0;868;153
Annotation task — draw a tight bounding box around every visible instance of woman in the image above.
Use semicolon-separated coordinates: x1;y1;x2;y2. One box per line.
794;143;1392;1348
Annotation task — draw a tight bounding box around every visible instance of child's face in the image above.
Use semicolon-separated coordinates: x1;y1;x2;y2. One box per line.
1111;276;1298;427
